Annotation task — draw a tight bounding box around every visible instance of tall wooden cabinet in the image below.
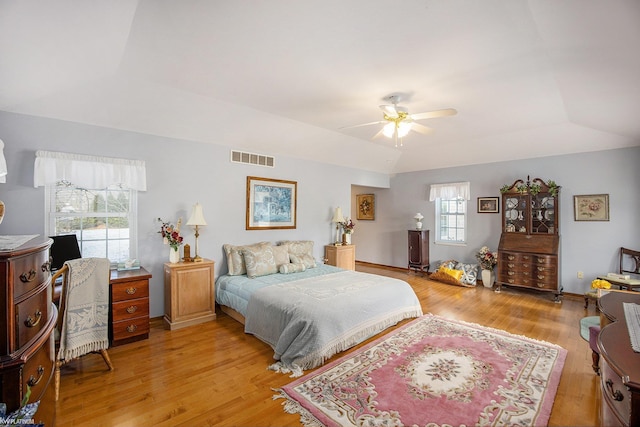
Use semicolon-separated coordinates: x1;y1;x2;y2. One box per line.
0;236;56;425
497;177;562;301
408;230;430;273
164;260;216;330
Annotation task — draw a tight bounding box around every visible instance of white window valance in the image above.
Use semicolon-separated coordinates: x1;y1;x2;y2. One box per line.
429;181;471;201
34;151;147;191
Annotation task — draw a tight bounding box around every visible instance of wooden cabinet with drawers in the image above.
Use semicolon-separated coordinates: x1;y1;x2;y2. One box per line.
0;236;56;426
497;177;561;301
324;245;355;270
109;268;152;347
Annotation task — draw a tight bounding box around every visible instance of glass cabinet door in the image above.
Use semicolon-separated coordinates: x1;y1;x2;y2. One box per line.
504;195;528;233
531;193;555;234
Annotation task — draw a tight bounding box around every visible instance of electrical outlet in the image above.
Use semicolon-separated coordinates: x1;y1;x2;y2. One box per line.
577;271;584;279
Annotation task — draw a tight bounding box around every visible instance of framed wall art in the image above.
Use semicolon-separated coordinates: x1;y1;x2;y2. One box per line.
356;194;375;220
246;176;297;229
477;197;499;213
573;194;609;221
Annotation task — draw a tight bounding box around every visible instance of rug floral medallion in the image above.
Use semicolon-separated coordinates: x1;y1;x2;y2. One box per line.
275;314;566;427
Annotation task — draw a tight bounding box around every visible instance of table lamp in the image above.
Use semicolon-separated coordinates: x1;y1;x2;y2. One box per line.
186;202;207;262
331;207;344;245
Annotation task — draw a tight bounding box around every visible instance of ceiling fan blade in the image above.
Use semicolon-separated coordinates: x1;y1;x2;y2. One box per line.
411;108;457;121
379;104;399;118
411;122;434;135
340;120;386;130
372;127;387;139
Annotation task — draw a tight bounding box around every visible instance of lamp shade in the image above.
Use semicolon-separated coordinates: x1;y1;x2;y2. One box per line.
414;213;424;221
331;207;344;223
0;139;7;184
186;203;207;226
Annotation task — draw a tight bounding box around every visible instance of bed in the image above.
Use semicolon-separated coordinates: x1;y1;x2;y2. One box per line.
215;241;423;376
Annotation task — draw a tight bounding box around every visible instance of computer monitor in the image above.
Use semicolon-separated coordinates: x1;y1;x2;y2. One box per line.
49;234;82;271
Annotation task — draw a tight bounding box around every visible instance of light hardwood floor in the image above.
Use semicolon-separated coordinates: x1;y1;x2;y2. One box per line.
56;263;600;426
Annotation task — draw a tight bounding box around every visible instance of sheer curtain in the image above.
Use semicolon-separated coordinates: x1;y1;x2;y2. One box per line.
429;181;470;201
33;151;146;190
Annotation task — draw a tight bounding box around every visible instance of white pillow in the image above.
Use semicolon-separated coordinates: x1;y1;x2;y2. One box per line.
242;245;277;279
279;263;306;274
223;242;269;275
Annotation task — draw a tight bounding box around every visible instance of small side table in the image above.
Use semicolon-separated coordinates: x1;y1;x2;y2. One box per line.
324;245;355;270
163;259;216;330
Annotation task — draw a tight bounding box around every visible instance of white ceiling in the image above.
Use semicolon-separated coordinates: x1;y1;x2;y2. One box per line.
1;0;639;174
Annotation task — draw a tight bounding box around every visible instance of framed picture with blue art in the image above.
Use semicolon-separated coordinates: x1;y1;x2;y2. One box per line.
246;176;297;230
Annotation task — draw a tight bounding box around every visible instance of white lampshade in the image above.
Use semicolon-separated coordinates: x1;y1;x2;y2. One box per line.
397;122;412;138
186;203;207;226
382;122;395;138
0;139;7;184
414;213;424;221
332;207;344;223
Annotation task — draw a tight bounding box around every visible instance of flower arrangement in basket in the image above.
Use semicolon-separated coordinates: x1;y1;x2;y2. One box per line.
340;218;355;234
476;246;498;270
158;217;184;250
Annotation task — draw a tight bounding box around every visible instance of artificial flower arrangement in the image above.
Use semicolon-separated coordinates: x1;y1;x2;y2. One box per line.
476;246;498;270
158;217;184;250
341;218;356;234
591;278;611;289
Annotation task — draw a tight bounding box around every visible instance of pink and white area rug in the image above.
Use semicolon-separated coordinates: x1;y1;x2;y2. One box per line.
274;314;566;427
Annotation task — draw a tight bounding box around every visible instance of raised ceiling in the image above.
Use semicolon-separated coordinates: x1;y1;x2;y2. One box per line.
1;1;639;174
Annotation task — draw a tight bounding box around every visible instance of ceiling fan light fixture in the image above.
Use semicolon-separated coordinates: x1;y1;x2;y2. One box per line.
382;122;396;138
397;122;412;138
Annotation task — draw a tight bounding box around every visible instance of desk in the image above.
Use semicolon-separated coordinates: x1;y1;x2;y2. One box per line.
109;267;152;346
597;275;640;291
597;291;640;426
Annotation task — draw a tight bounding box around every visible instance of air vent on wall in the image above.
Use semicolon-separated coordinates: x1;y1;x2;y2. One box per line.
230;150;275;168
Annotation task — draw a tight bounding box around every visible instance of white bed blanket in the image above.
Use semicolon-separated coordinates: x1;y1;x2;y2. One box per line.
244;269;422;375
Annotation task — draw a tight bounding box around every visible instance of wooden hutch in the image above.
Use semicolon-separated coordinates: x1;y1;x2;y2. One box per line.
497;177;562;301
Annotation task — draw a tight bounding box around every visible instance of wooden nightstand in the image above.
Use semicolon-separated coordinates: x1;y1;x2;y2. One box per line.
109;267;152;347
163;259;216;330
324;245;355;270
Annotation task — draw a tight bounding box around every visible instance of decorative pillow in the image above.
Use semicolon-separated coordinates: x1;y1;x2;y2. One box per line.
279;263;306;274
428;260;474;288
440;266;463;281
289;253;316;269
271;245;290;269
242;245;278;278
223;242;269;275
455;262;478;286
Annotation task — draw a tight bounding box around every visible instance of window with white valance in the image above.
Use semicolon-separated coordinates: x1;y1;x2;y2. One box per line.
34;150;147;191
430;181;470;244
429;181;470;201
34;151;146;264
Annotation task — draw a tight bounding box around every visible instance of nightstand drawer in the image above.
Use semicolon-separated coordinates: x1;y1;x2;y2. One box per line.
112;316;149;341
112;298;149;322
111;280;149;302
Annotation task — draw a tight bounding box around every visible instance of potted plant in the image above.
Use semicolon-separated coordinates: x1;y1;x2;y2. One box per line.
476;246;498;288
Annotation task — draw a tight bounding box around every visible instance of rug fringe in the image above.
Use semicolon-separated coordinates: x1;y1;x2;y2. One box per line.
268;362;304;378
272;389;324;427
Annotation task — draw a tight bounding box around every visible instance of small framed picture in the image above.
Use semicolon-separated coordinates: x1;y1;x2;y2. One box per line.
477;197;499;213
574;194;609;221
356;194;375;220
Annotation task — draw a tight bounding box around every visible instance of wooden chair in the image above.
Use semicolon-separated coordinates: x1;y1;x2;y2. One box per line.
51;260;114;401
620;247;640;277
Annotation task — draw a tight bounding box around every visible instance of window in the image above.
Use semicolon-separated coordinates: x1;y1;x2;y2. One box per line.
435;197;467;244
45;182;137;263
429;181;470;245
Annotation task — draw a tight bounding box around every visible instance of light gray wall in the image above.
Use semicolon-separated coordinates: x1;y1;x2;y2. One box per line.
0;111;389;317
1;111;638;316
351;147;640;296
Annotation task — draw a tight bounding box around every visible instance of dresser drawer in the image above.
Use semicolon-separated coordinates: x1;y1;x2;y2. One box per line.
15;287;50;350
111;280;149;302
22;335;54;404
13;250;50;300
112;298;149;322
601;359;631;424
112;316;149;341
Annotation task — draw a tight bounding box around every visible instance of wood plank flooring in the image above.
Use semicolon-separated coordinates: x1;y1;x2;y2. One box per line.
55;264;600;426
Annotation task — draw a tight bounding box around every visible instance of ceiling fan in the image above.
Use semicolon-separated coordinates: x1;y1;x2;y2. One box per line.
344;95;457;147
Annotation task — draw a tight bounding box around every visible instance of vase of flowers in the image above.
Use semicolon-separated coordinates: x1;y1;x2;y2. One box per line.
159;217;183;263
340;218;355;245
476;246;498;288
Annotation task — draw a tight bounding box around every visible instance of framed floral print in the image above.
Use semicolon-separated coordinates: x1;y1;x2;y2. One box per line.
246;176;297;229
573;194;609;221
477;197;499;213
356;194;375;220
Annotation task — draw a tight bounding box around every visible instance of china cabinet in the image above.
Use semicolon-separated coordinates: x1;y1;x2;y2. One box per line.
497;177;562;301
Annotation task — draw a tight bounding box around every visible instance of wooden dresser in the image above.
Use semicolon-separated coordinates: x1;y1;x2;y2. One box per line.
0;236;56;425
109;268;152;347
597;291;640;427
408;230;429;273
